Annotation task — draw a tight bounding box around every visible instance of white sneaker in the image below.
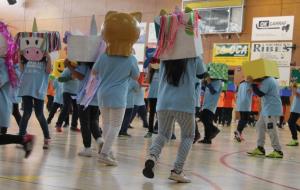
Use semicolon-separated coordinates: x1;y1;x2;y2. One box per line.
109;151;116;160
98;153;118;166
78;147;92;157
97;138;104;154
168;170;191;183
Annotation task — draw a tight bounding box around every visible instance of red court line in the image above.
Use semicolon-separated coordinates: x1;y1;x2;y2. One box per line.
118;152;222;190
220;151;300;190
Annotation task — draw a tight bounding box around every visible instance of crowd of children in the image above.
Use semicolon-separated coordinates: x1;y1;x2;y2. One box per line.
1;8;300;184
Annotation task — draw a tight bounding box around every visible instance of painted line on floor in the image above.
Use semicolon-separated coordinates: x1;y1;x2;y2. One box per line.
117;152;222;190
220;151;300;190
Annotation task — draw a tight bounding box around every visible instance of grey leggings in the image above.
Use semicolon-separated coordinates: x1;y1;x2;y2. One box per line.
149;110;195;172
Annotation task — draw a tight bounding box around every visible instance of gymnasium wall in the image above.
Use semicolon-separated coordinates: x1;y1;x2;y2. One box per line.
0;0;299;66
200;0;300;79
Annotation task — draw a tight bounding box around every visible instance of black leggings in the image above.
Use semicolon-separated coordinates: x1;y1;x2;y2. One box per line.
79;105;102;148
288;112;300;140
130;105;149;128
48;102;69;124
56;92;78;128
237;111;250;133
0;134;23;145
148;98;157;133
201;109;218;140
12;103;22;126
222;108;233;126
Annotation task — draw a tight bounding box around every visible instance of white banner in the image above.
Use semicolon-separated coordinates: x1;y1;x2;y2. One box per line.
148;22;157;43
251;42;293;67
278;67;290;86
252;16;294;41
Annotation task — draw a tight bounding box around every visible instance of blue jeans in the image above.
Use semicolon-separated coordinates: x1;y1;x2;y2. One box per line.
19;96;50;139
119;108;134;134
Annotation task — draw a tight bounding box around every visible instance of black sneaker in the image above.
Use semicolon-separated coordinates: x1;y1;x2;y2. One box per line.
171;134;176;140
193;133;201;144
198;139;212;144
143;156;156;179
210;128;220;140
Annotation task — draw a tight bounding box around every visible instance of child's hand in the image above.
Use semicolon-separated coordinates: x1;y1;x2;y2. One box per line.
246;76;253;83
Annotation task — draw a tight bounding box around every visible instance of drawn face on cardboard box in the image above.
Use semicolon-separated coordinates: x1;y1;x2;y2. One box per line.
0;34;8;58
20;37;46;61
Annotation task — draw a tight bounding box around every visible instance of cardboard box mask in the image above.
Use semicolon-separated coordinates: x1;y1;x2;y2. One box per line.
242;59;280;80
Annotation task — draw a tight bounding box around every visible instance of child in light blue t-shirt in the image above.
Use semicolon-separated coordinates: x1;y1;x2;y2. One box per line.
70;62;103;157
247;76;283;158
92;53;139;165
234;80;253;142
18;53;52;149
199;78;222;144
0;57;35;158
286;85;300;146
47;79;69;126
119;79;139;137
55;62;81;132
143;57;206;182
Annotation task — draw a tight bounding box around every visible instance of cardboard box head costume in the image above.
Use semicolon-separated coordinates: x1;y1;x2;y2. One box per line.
15;18;61;62
67;15;106;62
207;63;229;81
242;59;280;80
102;11;142;57
0;21;18;87
154;8;203;60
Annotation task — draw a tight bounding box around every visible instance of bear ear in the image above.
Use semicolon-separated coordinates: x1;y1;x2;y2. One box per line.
159;9;168;16
105;11;117;20
130;12;142;23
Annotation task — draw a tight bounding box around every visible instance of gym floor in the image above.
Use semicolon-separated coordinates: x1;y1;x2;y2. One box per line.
0;115;299;190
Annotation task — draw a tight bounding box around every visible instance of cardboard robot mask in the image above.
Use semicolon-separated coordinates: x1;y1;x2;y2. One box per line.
102;11;142;57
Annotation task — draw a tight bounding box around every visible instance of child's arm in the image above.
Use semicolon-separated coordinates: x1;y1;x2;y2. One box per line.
64;59;85;80
206;78;217;94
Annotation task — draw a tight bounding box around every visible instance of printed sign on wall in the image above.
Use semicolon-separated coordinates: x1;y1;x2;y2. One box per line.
251;42;293;67
251;16;294;41
212;43;250;66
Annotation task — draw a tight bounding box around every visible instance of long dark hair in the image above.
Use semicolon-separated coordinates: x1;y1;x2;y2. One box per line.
163;58;188;87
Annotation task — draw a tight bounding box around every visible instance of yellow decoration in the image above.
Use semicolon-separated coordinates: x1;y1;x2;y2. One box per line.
102;11;142;57
184;0;243;9
50;59;65;79
242;59;280;80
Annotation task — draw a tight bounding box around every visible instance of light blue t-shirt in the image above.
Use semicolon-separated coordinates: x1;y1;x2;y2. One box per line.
236;81;253;112
134;85;145;106
148;70;159;98
195;79;201;108
93;53;140;108
157;57;206;114
61;68;80;95
127;79;139;108
291;88;300;113
53;79;63;104
18;61;49;100
202;80;222;113
0;58;12;127
259;77;282;116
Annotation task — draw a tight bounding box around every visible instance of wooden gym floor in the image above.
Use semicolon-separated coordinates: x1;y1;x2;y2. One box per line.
0;113;300;190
